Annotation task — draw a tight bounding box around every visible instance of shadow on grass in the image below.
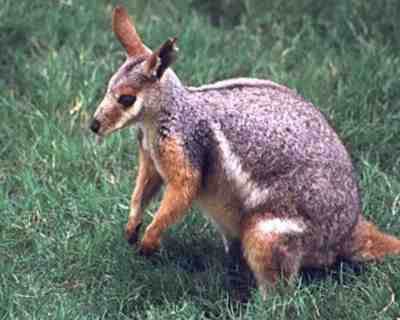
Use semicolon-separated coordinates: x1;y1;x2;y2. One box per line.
111;233;368;308
67;228;375;318
301;259;366;286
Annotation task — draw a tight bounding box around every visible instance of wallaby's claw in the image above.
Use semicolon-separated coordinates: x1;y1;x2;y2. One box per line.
125;222;142;245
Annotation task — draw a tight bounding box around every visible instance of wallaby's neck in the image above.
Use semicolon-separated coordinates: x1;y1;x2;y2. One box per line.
159;69;190;112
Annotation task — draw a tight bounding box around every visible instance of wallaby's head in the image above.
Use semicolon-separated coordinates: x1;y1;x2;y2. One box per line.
89;6;178;140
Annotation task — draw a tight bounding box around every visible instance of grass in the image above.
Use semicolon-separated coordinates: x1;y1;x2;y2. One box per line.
1;0;400;318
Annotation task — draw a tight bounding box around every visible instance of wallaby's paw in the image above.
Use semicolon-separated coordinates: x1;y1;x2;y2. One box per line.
139;235;160;256
125;222;142;245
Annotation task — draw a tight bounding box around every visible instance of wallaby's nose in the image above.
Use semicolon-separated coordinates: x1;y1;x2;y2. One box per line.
89;118;101;134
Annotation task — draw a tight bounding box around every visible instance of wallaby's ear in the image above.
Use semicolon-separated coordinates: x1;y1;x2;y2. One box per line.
112;6;147;57
144;38;178;79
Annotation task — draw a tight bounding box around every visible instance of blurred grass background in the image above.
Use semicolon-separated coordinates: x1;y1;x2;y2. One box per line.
1;0;400;319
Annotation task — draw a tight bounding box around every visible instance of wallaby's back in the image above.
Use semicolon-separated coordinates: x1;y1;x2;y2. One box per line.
170;78;361;251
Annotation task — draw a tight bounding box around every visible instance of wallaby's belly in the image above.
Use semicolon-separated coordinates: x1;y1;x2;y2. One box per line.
196;170;243;239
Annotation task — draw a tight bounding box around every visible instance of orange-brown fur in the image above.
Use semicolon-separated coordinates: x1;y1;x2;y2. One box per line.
240;213;400;299
341;217;400;262
197;195;242;238
139;137;201;255
196;166;242;239
125;137;162;244
112;6;148;57
240;214;304;298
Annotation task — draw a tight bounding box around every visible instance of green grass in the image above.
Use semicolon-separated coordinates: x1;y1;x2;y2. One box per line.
1;0;400;318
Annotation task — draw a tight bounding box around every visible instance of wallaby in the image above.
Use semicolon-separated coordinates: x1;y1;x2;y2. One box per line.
89;6;400;298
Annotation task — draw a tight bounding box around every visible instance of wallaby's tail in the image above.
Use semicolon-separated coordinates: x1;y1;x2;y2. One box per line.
343;217;400;262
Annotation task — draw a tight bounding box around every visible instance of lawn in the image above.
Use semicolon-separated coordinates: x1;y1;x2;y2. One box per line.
1;0;400;319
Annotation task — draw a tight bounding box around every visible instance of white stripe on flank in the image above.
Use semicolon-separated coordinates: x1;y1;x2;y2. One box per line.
187;78;287;92
211;125;270;209
257;218;305;234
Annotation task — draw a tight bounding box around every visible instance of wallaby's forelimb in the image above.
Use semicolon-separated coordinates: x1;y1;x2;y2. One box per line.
139;137;200;255
126;132;162;244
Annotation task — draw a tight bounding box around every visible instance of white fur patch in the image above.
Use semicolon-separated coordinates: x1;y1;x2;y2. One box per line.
137;122;149;151
257;218;305;234
188;78;287;92
138;122;166;180
211;125;270;209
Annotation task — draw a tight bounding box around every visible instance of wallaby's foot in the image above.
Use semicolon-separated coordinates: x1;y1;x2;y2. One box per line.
125;221;142;245
139;226;161;256
139;239;160;257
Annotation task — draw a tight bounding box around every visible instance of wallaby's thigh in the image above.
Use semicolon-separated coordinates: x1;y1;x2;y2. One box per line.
240;213;305;299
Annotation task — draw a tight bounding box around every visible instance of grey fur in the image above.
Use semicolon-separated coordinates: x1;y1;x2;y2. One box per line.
145;71;361;254
95;56;361;262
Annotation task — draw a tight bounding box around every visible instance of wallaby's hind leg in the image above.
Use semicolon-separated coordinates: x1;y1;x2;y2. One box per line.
240;215;304;299
343;217;400;262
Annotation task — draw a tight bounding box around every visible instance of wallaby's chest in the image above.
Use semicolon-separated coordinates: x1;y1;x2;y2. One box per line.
138;123;166;179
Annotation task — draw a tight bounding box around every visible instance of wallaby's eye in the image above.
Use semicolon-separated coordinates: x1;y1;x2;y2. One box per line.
118;95;136;108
